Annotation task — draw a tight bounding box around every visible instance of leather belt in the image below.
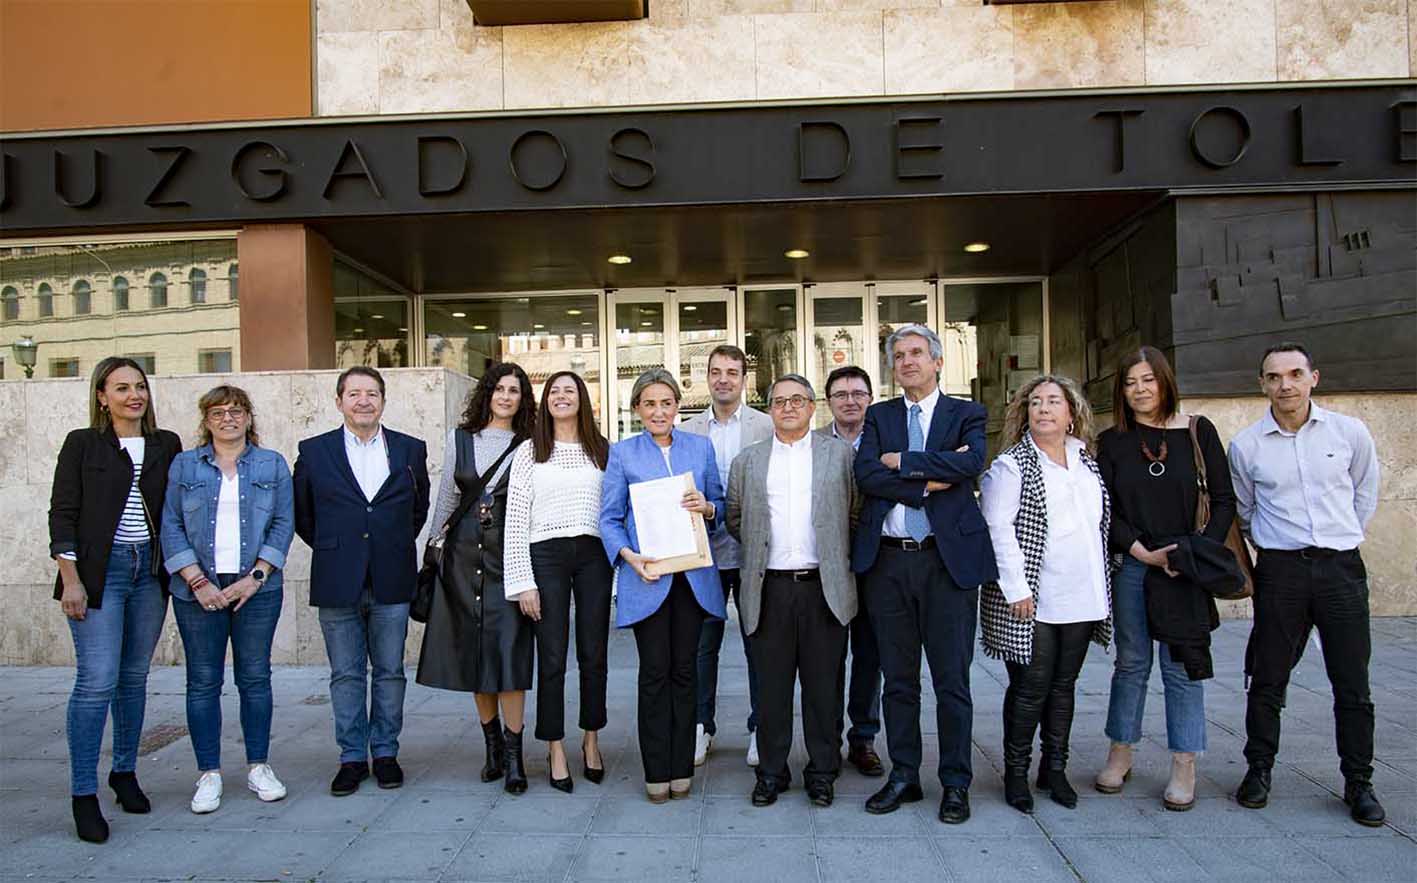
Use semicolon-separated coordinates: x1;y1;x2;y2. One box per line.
879;536;936;552
1261;546;1352;560
764;569;821;582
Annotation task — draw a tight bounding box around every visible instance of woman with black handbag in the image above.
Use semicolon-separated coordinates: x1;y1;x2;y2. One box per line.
416;363;537;793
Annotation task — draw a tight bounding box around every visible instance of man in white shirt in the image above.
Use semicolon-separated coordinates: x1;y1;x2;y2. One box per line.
816;365;884;777
1228;343;1385;826
681;345;774;766
726;374;858;807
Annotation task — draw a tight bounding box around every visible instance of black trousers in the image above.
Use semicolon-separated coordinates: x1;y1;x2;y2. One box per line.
752;572;849;788
530;535;613;741
632;574;705;783
1244;548;1374;781
864;545;978;789
1002;621;1095;771
840;601;883;749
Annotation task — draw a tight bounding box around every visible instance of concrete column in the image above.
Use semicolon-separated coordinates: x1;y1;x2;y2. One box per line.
237;224;335;371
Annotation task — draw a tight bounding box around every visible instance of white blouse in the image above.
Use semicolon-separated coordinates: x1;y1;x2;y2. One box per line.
213;472;241;574
980;436;1108;625
503;439;605;598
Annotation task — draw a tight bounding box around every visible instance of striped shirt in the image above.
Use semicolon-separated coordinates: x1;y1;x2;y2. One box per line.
113;436;150;543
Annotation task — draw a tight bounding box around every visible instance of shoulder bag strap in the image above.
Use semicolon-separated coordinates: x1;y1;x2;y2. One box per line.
439;436;523;538
1187;416;1211;532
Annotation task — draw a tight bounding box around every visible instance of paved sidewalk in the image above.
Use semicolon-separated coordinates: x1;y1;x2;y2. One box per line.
2;617;1414;882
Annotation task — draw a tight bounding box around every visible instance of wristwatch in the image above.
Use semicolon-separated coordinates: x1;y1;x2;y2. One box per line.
251;567;268;584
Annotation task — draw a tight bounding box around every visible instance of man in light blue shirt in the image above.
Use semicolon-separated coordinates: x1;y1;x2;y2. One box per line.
1228;343;1384;827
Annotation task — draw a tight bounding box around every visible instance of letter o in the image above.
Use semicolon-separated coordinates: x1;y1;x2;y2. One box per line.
1188;106;1252;169
508;130;567;191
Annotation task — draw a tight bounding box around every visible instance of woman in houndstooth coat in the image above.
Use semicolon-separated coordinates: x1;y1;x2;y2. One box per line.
979;374;1112;816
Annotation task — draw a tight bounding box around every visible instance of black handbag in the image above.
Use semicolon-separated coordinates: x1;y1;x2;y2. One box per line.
411;437;521;624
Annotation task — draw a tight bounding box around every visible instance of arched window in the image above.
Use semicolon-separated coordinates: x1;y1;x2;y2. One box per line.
149;272;168;308
228;263;239;301
189;268;207;304
113;276;130;311
1;286;17;321
37;283;53;317
72;280;92;315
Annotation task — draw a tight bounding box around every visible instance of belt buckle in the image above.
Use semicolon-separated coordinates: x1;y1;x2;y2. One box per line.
901;538;922;552
792;569;812;582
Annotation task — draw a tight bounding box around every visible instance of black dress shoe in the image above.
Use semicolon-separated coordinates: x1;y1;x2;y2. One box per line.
938;786;970;824
806;780;834;807
1235;766;1271;809
864;780;923;814
108;771;151;814
846;743;885;777
549;755;575;794
1344;780;1386;827
372;756;403;789
1046;766;1078;809
1004;767;1033;814
330;761;370;797
582;738;605;785
72;795;109;843
751;776;788;807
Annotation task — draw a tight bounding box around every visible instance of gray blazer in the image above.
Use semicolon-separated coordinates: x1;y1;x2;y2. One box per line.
680;403;774;564
725;432;858;636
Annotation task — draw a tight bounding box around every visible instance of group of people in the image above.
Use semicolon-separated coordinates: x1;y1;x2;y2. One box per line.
49;324;1386;846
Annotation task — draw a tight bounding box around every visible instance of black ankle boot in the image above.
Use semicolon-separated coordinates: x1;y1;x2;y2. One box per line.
1004;766;1034;814
480;717;506;783
1046;761;1078;809
1036;754;1052;791
72;795;109;843
502;726;527;794
107;771;151;814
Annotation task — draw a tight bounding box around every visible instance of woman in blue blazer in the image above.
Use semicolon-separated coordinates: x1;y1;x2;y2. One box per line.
600;369;725;803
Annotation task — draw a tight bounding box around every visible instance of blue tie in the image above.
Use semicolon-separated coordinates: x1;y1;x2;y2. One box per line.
906;403;930;543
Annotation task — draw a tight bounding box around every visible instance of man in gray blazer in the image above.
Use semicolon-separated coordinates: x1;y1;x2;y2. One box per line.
727;373;858;808
681;344;775;767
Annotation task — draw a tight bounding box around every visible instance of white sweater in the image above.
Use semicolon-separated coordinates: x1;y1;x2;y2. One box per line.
503;439;605;598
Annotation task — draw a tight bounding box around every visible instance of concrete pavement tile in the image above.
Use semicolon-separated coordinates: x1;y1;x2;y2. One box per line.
0;828;132;877
440;832;581;881
935;835;1076;882
1296;832;1417;877
695;836;816;883
1290;758;1417;795
588;792;702;834
815;835;945;883
319;831;468;881
370;790;496;832
911;787;1047;837
700;761;759;796
201;830;355;879
477;794;598;834
1250;795;1394;835
1129;796;1286;837
569;834;696;881
809;799;931;837
702;793;812;835
1030;795;1164;837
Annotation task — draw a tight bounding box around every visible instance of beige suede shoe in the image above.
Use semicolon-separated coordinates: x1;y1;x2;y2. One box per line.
1094;742;1133;794
1163;752;1197;811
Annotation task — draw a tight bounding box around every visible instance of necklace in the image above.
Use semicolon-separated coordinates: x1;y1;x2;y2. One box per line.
1139;426;1168;477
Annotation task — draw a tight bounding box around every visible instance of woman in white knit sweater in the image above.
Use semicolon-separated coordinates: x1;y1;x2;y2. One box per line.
505;371;613;793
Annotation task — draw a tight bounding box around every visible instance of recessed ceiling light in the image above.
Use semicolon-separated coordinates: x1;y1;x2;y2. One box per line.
964;242;991;253
784;248;810;259
566;309;583;316
533;323;545;329
608;254;632;265
352;328;364;334
640;321;653;327
451;311;467;318
683;305;697;312
776;304;793;313
473;324;488;330
910;298;928;306
370;314;384;320
581;321;592;326
398;327;408;332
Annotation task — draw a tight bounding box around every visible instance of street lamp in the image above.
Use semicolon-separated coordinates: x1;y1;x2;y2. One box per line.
13;336;37;378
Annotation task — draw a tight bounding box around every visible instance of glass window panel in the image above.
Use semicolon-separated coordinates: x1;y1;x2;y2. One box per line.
612;300;664;436
425;293;602;424
742;288;797;410
149;272;167;307
37;283;53;317
676;298;729;423
124;353;157;375
809;295;864;428
188;268;207;304
112;277;129;311
875;293;929;401
198;349;232;373
72;280;92;315
3;285;20;321
333;261;411;369
942;281;1044;455
228;263;239;301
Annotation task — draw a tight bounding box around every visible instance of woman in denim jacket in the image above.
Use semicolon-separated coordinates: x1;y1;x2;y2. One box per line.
160;385;295;815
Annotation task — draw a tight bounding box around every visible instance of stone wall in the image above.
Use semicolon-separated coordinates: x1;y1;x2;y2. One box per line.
316;0;1416;116
0;368;474;666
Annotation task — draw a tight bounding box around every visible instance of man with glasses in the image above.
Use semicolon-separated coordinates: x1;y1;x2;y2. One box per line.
681;344;774;767
852;324;996;823
726;374;858;807
817;366;884;778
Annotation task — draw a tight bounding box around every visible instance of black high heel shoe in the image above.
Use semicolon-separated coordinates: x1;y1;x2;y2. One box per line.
108;771;151;814
549;752;574;793
582;737;605;785
72;795;109;843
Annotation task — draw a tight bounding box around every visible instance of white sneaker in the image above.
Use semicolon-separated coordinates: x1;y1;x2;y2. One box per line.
190;771;222;814
746;732;759;767
247;763;288;802
694;723;713;767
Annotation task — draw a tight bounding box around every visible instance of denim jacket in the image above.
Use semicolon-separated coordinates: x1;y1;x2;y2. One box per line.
160;443;295;600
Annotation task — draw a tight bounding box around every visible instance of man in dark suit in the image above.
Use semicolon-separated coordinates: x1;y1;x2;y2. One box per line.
852;324;997;824
294;366;430;797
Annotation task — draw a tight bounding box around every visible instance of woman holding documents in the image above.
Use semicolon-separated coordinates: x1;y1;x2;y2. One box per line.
600;368;726;803
504;371;613;793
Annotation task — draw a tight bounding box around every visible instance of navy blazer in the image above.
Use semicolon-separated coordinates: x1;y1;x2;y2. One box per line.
293;426;431;607
851;394;999;589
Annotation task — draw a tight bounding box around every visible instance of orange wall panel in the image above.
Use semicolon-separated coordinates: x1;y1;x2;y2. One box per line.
1;0;311;132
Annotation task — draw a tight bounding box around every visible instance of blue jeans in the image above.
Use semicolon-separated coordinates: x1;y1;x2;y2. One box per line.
171;580;283;771
317;587;409;763
66;542;168;796
695;569;759;735
1105;557;1207;753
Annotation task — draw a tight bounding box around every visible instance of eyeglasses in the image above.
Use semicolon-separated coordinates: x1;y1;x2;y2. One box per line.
769;395;814;411
828;391;871;402
206;406;247;421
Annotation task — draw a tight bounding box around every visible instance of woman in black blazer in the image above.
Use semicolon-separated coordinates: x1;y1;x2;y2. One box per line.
48;357;182;843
